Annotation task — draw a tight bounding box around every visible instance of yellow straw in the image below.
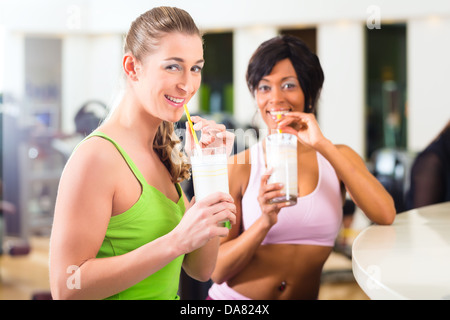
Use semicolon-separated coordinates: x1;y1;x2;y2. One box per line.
277;113;282;133
184;104;200;147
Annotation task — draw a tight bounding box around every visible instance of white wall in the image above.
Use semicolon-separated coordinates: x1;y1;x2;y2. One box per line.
62;35;122;133
317;22;365;155
1;0;450;151
407;17;450;152
233;26;278;129
1;31;25;108
3;0;449;32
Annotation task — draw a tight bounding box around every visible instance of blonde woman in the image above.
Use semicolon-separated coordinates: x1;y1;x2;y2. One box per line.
50;7;235;300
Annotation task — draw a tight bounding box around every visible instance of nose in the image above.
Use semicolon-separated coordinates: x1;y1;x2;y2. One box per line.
177;72;197;95
268;86;284;105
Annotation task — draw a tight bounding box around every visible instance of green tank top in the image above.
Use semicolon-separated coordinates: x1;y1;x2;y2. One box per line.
86;131;186;300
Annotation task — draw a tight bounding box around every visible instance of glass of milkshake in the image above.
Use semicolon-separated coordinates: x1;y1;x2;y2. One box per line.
190;146;231;228
265;133;298;206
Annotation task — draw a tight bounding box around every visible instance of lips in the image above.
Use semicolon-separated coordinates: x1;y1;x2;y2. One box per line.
267;108;291;120
165;95;185;106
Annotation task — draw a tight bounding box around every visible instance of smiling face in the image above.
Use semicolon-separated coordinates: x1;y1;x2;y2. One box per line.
255;58;305;130
132;32;204;123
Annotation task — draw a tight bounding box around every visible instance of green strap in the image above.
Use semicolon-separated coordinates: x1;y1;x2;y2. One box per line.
84;131;147;187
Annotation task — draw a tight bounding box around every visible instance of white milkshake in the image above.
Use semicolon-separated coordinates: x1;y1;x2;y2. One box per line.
190;147;231;228
265;133;298;206
191;154;229;201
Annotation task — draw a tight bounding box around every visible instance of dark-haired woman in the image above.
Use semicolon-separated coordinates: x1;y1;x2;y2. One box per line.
208;35;395;300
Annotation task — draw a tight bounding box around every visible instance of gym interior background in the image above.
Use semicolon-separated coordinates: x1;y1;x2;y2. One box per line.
1;0;449;300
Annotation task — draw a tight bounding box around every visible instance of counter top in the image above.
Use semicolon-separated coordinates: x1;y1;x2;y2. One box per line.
352;202;450;300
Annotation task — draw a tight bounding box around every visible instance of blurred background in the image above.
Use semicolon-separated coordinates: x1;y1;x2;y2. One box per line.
0;0;449;300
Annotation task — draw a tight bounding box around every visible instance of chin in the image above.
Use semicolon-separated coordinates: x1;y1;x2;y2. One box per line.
165;110;184;123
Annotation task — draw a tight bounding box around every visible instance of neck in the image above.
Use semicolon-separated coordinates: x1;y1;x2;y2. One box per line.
107;92;162;148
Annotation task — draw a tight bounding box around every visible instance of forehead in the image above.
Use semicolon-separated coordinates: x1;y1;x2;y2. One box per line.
151;32;203;61
266;58;297;77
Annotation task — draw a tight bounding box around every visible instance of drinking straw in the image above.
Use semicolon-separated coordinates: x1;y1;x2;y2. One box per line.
184;104;201;149
277;113;282;133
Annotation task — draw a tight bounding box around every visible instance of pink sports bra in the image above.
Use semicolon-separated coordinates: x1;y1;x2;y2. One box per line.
241;141;343;247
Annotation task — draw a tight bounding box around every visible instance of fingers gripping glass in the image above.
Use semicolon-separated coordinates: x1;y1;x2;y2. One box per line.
190;147;231;229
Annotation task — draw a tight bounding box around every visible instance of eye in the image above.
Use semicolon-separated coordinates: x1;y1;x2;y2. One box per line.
166;64;181;72
191;65;203;73
257;84;271;93
282;82;297;90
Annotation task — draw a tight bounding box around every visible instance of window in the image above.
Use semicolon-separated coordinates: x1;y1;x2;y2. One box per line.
366;24;407;158
199;32;233;114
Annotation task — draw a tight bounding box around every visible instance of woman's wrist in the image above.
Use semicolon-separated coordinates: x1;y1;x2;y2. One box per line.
256;214;275;234
164;229;189;258
313;137;334;153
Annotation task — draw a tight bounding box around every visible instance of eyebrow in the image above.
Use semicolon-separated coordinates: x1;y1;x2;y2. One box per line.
260;75;298;82
165;57;205;64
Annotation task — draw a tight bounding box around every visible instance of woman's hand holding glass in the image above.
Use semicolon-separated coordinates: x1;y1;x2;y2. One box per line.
257;167;289;228
173;192;236;254
185;116;235;156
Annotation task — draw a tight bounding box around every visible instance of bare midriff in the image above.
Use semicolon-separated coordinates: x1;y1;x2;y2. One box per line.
227;243;333;300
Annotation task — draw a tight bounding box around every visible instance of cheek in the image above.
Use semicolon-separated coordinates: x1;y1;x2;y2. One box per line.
137;75;155;94
194;78;201;92
288;92;305;110
294;97;305;110
256;94;267;110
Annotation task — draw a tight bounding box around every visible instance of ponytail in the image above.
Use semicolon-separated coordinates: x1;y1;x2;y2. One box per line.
153;121;191;183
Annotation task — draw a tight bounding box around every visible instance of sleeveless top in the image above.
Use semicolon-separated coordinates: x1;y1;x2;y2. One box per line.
84;131;186;300
241;141;343;246
208;141;343;299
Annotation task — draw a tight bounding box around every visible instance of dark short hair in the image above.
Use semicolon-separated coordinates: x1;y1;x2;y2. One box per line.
246;35;324;114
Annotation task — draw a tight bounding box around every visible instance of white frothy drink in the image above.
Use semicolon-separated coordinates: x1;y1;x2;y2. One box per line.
191;147;231;228
191;153;229;201
265;133;298;206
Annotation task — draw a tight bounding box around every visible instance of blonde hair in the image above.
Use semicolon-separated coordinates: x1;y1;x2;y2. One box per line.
124;7;201;183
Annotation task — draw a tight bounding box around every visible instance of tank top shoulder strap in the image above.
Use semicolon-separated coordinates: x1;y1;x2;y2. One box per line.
83;131;147;186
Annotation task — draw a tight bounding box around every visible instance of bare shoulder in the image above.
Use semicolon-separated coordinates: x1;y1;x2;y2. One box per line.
228;148;252;196
66;136;122;177
59;136;124;199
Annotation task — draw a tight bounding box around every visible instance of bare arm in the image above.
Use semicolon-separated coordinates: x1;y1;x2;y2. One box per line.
318;141;395;224
181;192;236;282
279;112;396;225
50;140;235;299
